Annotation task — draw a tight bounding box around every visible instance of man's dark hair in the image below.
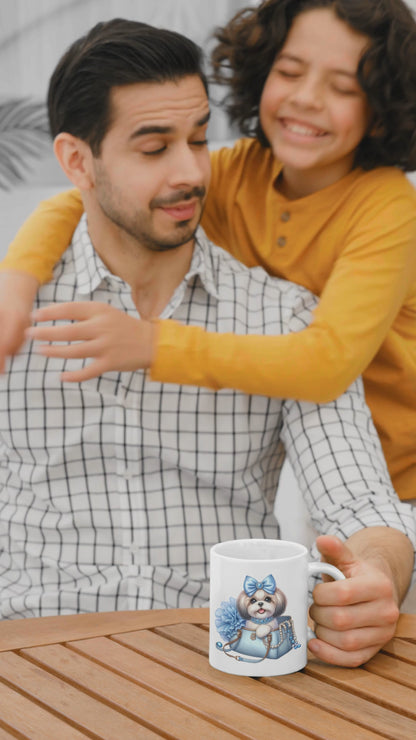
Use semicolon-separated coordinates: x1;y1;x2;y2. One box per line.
211;0;416;170
48;18;208;156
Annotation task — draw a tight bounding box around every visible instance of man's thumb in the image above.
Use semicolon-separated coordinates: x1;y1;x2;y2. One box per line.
315;535;356;574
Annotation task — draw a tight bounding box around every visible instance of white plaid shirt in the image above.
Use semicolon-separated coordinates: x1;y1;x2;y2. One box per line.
0;216;414;618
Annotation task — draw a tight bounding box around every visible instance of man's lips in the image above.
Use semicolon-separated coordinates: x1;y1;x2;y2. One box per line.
160;201;198;221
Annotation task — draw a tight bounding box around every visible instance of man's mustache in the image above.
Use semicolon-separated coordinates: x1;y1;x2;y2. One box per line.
151;186;206;208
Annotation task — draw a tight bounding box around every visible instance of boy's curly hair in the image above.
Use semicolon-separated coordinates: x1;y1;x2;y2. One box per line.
211;0;416;171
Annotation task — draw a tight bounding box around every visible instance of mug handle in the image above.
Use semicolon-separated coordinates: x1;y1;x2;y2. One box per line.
307;562;345;641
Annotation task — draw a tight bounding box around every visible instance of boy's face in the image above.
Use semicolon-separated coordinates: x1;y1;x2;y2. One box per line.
259;7;372;196
89;75;211;253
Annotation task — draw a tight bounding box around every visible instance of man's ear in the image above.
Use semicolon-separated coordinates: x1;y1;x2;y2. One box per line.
53;133;94;189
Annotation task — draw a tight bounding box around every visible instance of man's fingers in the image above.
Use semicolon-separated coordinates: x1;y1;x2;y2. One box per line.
312;574;372;607
308;635;383;667
316;535;356;566
313;571;395;608
313;618;396;647
310;595;399;630
315;535;357;576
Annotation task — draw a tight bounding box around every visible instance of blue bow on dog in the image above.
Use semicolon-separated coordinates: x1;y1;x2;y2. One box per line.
244;574;276;597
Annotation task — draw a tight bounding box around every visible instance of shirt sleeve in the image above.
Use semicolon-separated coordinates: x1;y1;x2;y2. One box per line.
151;190;416;403
0;189;83;282
280;378;416;558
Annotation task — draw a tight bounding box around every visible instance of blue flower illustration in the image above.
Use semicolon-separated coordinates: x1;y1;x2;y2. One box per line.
215;597;246;641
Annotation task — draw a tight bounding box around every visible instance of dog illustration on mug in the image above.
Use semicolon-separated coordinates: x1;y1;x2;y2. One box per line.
237;574;287;639
215;573;301;662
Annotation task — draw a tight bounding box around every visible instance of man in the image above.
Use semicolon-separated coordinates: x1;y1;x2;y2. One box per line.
0;19;414;668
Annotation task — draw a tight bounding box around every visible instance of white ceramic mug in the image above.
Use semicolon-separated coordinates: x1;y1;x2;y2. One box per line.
209;538;345;677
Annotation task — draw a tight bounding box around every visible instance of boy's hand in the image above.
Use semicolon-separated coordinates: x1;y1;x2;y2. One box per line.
26;301;156;382
308;535;400;667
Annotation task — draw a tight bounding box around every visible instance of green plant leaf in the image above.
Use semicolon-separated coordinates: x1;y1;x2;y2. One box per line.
0;98;52;190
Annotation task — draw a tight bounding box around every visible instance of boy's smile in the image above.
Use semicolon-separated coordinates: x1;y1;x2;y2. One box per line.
259;7;372;198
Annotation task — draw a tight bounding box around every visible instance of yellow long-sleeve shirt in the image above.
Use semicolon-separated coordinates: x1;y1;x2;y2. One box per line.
3;138;416;499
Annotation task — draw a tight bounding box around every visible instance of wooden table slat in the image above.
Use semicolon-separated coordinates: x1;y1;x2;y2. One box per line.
21;643;236;740
0;608;411;651
304;661;416;719
382;637;416;664
0;607;209;653
263;671;416;740
154;622;416;740
363;652;416;690
0;726;27;740
0;652;161;740
68;635;304;740
0;680;90;740
113;626;390;740
395;614;416;639
0;608;414;740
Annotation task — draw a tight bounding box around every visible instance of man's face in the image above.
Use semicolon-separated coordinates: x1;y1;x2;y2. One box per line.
90;75;211;253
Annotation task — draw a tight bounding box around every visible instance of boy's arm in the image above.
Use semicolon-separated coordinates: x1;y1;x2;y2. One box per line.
0;271;39;371
0;189;82;280
0;189;83;368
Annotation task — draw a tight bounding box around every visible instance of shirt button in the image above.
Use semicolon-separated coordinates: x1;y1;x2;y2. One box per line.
280;211;291;222
277;236;287;247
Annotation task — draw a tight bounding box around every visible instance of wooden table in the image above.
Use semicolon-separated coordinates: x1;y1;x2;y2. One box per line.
0;609;414;739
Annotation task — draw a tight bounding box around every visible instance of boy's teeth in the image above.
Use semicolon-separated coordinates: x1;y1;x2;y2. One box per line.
286;122;324;136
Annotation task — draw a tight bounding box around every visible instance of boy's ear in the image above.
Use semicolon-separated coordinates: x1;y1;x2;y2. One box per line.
53;133;94;189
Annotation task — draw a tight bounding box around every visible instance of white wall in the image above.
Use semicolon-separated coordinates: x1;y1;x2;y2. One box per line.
0;0;248;251
0;0;415;251
0;0;246;142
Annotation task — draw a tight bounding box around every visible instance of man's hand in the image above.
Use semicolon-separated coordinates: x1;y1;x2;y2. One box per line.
308;534;404;667
0;271;39;372
26;301;157;382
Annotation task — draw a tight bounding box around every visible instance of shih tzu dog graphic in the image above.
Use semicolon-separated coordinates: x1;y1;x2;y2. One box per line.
215;574;301;663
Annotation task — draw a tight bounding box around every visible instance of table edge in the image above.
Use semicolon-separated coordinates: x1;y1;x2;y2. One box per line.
0;607;210;652
0;609;413;653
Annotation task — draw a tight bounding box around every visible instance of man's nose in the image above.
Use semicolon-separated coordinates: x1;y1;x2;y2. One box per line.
170;144;207;189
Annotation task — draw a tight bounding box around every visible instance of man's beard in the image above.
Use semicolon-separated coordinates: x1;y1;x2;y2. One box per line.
95;177;205;253
103;210;200;253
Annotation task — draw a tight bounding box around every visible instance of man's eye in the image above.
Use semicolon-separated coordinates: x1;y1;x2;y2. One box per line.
191;139;208;147
142;146;167;156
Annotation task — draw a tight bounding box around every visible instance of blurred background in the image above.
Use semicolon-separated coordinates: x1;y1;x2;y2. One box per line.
1;0;415;250
0;0;256;248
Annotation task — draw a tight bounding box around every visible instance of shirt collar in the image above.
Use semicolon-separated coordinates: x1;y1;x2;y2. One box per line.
72;215;220;301
183;228;220;300
72;215;113;295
